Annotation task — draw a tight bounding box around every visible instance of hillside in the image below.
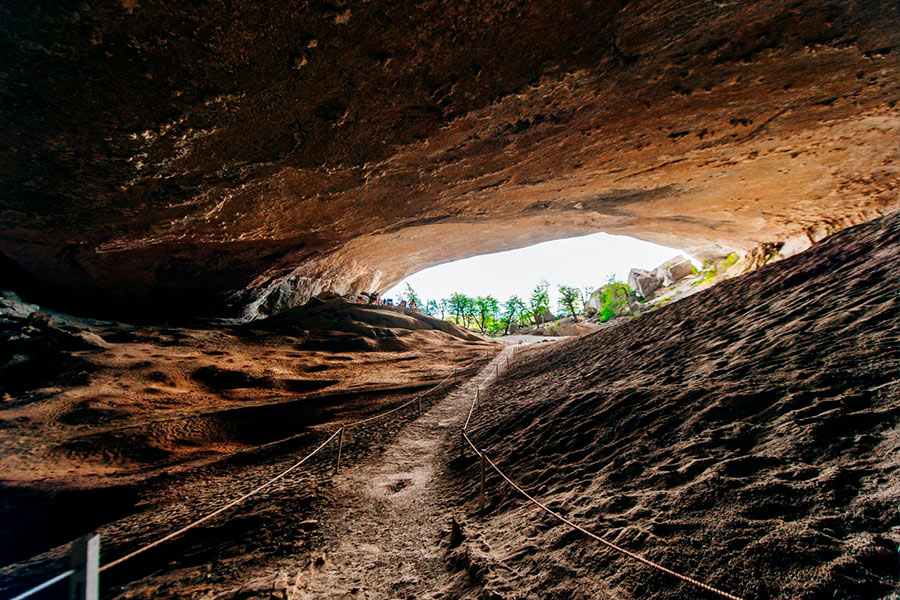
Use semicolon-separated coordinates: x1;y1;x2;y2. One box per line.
456;212;900;599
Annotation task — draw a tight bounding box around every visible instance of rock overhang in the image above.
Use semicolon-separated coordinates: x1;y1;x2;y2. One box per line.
0;0;898;319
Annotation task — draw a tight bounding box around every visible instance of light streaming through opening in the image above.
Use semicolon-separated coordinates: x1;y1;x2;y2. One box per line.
384;232;695;307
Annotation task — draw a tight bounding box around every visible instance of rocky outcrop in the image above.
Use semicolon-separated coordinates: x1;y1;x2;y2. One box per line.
628;268;663;299
660;255;694;286
0;1;898;319
542;322;598;337
629;255;694;298
534;310;556;325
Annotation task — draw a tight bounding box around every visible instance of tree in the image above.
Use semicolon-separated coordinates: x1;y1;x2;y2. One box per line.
500;295;527;335
449;292;475;328
462;296;479;329
425;299;439;316
529;280;551;324
578;286;595;314
402;283;422;307
589;282;635;322
473;295;500;333
438;298;449;319
557;285;581;321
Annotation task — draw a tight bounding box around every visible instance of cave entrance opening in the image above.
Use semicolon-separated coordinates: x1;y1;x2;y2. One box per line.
382;232;697;333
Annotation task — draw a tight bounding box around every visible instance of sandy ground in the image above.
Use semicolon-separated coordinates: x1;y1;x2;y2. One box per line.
0;299;497;597
2;213;898;599
296;346;515;599
450;212;900;599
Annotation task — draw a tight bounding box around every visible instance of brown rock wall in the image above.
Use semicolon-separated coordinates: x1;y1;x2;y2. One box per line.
1;0;898;317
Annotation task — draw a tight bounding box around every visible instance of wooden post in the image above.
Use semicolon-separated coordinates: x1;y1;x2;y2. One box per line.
70;533;99;600
335;426;345;473
479;452;487;511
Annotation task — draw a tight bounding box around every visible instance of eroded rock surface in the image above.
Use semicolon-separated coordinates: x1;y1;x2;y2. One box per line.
1;0;898;317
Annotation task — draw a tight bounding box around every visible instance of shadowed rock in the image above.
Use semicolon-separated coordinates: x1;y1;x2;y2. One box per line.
0;1;897;318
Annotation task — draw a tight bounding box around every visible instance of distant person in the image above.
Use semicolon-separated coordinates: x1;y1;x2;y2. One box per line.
370;292;379;304
400;299;407;308
386;298;394;306
409;299;417;310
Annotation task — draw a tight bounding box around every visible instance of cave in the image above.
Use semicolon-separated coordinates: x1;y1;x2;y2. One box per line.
1;0;897;320
1;1;899;599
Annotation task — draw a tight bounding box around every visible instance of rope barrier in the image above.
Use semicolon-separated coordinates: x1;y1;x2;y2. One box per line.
463;387;479;431
461;428;480;455
100;428;342;571
4;349;496;600
101;352;493;572
460;349;745;600
345;395;422;427
346;353;487;428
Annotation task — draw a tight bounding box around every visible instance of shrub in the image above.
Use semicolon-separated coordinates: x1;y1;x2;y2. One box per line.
590;282;633;322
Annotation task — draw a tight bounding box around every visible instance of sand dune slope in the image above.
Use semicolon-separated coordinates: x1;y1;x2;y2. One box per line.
457;212;900;599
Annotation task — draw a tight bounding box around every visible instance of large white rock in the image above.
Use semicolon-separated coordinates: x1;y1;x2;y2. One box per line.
628;268;663;298
660;255;694;286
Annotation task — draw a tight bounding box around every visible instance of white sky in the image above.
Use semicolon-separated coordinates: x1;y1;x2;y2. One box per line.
384;232;691;308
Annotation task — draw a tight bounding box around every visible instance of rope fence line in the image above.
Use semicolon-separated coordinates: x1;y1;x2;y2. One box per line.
460;345;745;600
4;350;496;600
100;428;342;571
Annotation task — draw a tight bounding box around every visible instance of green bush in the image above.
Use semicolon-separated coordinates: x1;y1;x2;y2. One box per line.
591;282;633;322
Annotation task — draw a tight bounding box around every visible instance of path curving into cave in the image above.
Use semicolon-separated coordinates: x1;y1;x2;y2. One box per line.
297;345;516;599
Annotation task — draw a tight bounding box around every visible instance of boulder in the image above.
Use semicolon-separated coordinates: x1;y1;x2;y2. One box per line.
779;234;814;258
660;255;694;286
0;291;40;318
628;268;663;299
544;323;596;336
534;309;555;324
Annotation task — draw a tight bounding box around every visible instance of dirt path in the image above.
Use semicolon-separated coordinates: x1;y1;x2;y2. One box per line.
297;346;515;599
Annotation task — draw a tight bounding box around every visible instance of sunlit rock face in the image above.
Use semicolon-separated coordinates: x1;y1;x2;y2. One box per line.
1;0;897;318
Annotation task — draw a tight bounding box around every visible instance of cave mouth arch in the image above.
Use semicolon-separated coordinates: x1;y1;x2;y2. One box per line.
0;0;897;322
381;231;691;308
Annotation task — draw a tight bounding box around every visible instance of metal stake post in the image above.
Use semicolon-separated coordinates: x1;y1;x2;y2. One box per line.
335;426;345;473
479;452;487;511
70;533;99;600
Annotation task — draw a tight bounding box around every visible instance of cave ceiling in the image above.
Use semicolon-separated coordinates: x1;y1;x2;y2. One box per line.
1;0;898;317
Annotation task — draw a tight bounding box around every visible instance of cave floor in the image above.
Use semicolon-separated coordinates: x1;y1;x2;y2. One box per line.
295;346;515;599
0;308;498;599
